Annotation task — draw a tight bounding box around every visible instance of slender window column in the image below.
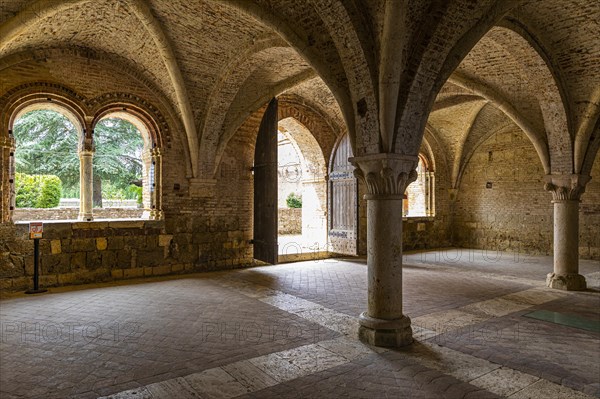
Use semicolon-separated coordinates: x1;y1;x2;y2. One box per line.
544;174;590;291
350;153;418;347
78;135;94;221
150;147;163;220
1;136;16;223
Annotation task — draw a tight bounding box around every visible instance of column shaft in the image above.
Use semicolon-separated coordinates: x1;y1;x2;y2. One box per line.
367;197;404;319
544;174;589;291
351;153;417;347
79;151;94;221
553;200;579;275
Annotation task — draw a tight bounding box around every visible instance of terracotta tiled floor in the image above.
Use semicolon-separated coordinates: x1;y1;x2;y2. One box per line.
0;249;598;398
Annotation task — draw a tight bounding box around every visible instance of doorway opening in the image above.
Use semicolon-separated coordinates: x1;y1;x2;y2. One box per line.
277;117;328;261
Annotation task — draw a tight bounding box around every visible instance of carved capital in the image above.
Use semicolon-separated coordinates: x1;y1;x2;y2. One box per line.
151;147;162;158
0;136;15;149
544;174;591;202
350;153;418;199
79;136;95;153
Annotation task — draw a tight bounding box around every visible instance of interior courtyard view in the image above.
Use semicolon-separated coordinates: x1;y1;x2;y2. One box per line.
0;0;599;398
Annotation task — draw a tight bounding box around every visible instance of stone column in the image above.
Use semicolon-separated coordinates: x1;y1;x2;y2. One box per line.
1;136;16;223
78;137;94;221
426;171;435;217
149;147;163;220
350;153;418;347
544;174;590;291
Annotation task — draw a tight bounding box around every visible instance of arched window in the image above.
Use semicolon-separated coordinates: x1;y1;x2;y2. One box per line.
404;153;435;217
92;117;144;214
12;106;82;221
92;111;159;220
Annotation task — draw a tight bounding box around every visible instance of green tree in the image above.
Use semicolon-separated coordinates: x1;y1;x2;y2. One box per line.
13;110;144;207
93;118;143;207
13;110;79;190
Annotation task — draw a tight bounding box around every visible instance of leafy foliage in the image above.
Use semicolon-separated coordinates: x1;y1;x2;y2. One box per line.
286;192;302;208
13;110;144;203
127;185;143;205
93;118;143;192
15;173;62;208
13;110;79;189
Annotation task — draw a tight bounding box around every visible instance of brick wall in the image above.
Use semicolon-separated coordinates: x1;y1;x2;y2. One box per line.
452;127;599;260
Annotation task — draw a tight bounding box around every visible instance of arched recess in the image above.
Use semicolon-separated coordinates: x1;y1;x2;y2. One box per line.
214;95;341;178
0;46;192;177
446;24;575;175
1;84;87;223
0;0;199;177
214;0;375;156
92;104;166;220
328;133;357;255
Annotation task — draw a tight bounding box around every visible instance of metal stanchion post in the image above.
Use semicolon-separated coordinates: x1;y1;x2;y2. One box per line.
25;234;47;295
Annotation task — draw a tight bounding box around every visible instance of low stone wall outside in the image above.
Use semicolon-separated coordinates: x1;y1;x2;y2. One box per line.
13;208;145;221
278;208;302;235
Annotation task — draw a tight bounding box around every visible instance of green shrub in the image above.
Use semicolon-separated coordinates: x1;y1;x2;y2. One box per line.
286;192;302;208
101;181;126;200
127;184;143;205
15;172;62;208
38;175;62;208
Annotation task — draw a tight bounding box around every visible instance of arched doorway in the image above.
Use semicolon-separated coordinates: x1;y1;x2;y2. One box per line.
328;133;358;255
277;117;327;259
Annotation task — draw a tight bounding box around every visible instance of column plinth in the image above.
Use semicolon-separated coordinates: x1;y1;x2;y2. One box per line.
350;153;418;347
544;174;590;291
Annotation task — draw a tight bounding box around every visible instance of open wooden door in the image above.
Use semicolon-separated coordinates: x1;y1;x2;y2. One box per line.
253;98;278;264
328;134;358;255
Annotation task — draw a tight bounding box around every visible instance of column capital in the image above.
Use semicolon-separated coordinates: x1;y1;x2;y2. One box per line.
350;153;418;199
0;136;15;149
79;137;95;154
544;174;591;201
151;147;162;157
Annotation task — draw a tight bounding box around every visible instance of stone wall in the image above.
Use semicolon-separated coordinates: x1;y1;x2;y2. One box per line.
278;208;302;235
13;208;145;221
1;221;174;291
452;127;600;260
0;117;258;292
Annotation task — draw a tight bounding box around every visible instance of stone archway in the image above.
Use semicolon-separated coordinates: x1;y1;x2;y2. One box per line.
277;117;328;260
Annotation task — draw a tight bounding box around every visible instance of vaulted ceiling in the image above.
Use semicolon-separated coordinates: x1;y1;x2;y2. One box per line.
1;0;598;179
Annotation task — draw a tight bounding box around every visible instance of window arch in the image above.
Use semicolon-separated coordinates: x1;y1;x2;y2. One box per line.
404;153;435;217
91;107;163;221
10;103;84;221
2;90;165;222
92;114;148;217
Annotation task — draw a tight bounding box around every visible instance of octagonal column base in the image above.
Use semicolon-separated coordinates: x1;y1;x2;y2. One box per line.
358;312;413;347
546;272;587;291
